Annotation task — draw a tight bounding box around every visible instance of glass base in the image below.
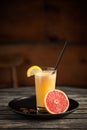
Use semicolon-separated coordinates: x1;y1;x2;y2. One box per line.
37;107;47;113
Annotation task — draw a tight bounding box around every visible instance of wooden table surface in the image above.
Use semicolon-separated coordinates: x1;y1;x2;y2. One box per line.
0;86;87;129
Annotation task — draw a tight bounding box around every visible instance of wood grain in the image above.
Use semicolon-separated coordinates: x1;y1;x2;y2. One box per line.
0;0;87;42
0;86;87;129
0;44;87;88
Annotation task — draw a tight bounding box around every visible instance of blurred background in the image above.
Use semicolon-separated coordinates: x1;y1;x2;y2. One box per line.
0;0;87;88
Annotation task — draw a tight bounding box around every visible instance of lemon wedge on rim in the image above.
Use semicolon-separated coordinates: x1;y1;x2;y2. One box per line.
27;65;42;77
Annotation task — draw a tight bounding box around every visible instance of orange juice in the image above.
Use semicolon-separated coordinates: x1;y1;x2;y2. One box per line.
35;68;56;113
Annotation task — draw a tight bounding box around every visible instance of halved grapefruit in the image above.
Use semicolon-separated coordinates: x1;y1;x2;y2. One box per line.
44;89;69;114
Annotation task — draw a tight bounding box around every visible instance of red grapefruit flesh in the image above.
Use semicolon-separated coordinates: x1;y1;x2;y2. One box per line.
44;89;69;114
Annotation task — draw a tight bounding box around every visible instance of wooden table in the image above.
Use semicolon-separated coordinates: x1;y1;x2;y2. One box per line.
0;86;87;129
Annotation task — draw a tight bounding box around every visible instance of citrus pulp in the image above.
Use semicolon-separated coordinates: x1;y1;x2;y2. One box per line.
44;89;69;114
27;65;42;77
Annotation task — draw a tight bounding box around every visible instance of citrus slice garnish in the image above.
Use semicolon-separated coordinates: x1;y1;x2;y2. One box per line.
27;65;42;77
44;89;69;114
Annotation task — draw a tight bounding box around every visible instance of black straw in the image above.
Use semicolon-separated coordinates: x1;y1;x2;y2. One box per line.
54;41;68;71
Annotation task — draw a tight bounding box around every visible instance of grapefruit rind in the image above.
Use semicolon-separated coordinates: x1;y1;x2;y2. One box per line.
27;65;42;77
44;89;69;114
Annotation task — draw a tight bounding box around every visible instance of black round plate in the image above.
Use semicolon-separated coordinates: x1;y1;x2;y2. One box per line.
8;95;79;119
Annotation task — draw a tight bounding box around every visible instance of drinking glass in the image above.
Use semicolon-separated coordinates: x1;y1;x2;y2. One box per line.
35;67;57;113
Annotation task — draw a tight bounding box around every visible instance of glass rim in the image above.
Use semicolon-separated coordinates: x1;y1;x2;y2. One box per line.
39;66;57;71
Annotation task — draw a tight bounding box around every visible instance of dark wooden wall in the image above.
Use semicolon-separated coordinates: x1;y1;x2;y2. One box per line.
0;0;87;88
0;43;87;88
0;0;87;42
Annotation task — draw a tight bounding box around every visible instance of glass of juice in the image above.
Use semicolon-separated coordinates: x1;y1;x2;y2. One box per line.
35;67;57;113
